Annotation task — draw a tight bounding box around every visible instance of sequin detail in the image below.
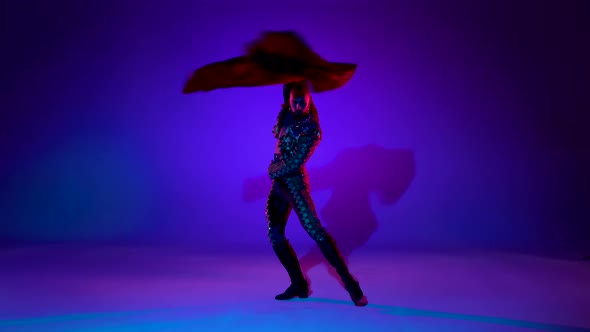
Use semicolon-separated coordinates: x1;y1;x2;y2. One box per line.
266;117;325;242
284;176;327;242
265;180;292;244
269;121;321;179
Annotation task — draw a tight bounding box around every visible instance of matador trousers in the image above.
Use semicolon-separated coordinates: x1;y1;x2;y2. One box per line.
264;167;367;306
265;170;328;244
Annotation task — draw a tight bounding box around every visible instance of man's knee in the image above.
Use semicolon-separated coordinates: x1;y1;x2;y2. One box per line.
305;223;328;242
268;226;287;245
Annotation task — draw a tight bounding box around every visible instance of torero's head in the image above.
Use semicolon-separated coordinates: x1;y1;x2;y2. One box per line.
288;82;311;117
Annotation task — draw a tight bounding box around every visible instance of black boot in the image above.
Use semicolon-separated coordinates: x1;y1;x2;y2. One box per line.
272;240;310;300
317;234;368;306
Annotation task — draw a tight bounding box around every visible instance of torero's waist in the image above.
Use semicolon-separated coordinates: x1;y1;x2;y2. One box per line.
273;151;296;162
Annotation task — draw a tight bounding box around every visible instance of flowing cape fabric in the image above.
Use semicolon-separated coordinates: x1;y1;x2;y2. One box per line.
182;31;357;94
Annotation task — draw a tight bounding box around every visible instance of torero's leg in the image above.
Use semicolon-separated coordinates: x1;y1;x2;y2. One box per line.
283;174;368;306
266;179;309;300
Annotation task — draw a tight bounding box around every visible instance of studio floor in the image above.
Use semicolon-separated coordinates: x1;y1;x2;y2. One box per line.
0;245;588;331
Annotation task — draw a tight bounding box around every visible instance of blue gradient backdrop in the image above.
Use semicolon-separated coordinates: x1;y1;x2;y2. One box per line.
1;0;588;253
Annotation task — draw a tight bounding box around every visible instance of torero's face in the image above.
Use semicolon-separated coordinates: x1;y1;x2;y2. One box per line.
289;89;310;116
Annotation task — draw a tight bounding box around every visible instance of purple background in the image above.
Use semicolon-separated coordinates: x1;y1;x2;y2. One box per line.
1;0;588;253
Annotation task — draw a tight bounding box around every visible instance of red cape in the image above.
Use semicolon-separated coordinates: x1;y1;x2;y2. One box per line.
182;31;357;94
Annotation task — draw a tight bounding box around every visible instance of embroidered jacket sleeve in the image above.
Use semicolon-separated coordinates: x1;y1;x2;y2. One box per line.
269;123;321;179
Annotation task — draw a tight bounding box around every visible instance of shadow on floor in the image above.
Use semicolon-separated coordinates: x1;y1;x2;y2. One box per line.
0;299;586;332
296;298;587;332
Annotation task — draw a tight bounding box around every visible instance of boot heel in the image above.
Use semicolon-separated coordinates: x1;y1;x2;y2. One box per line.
298;290;310;298
275;282;310;300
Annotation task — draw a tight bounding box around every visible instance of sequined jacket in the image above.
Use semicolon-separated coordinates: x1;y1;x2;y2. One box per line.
268;117;321;179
